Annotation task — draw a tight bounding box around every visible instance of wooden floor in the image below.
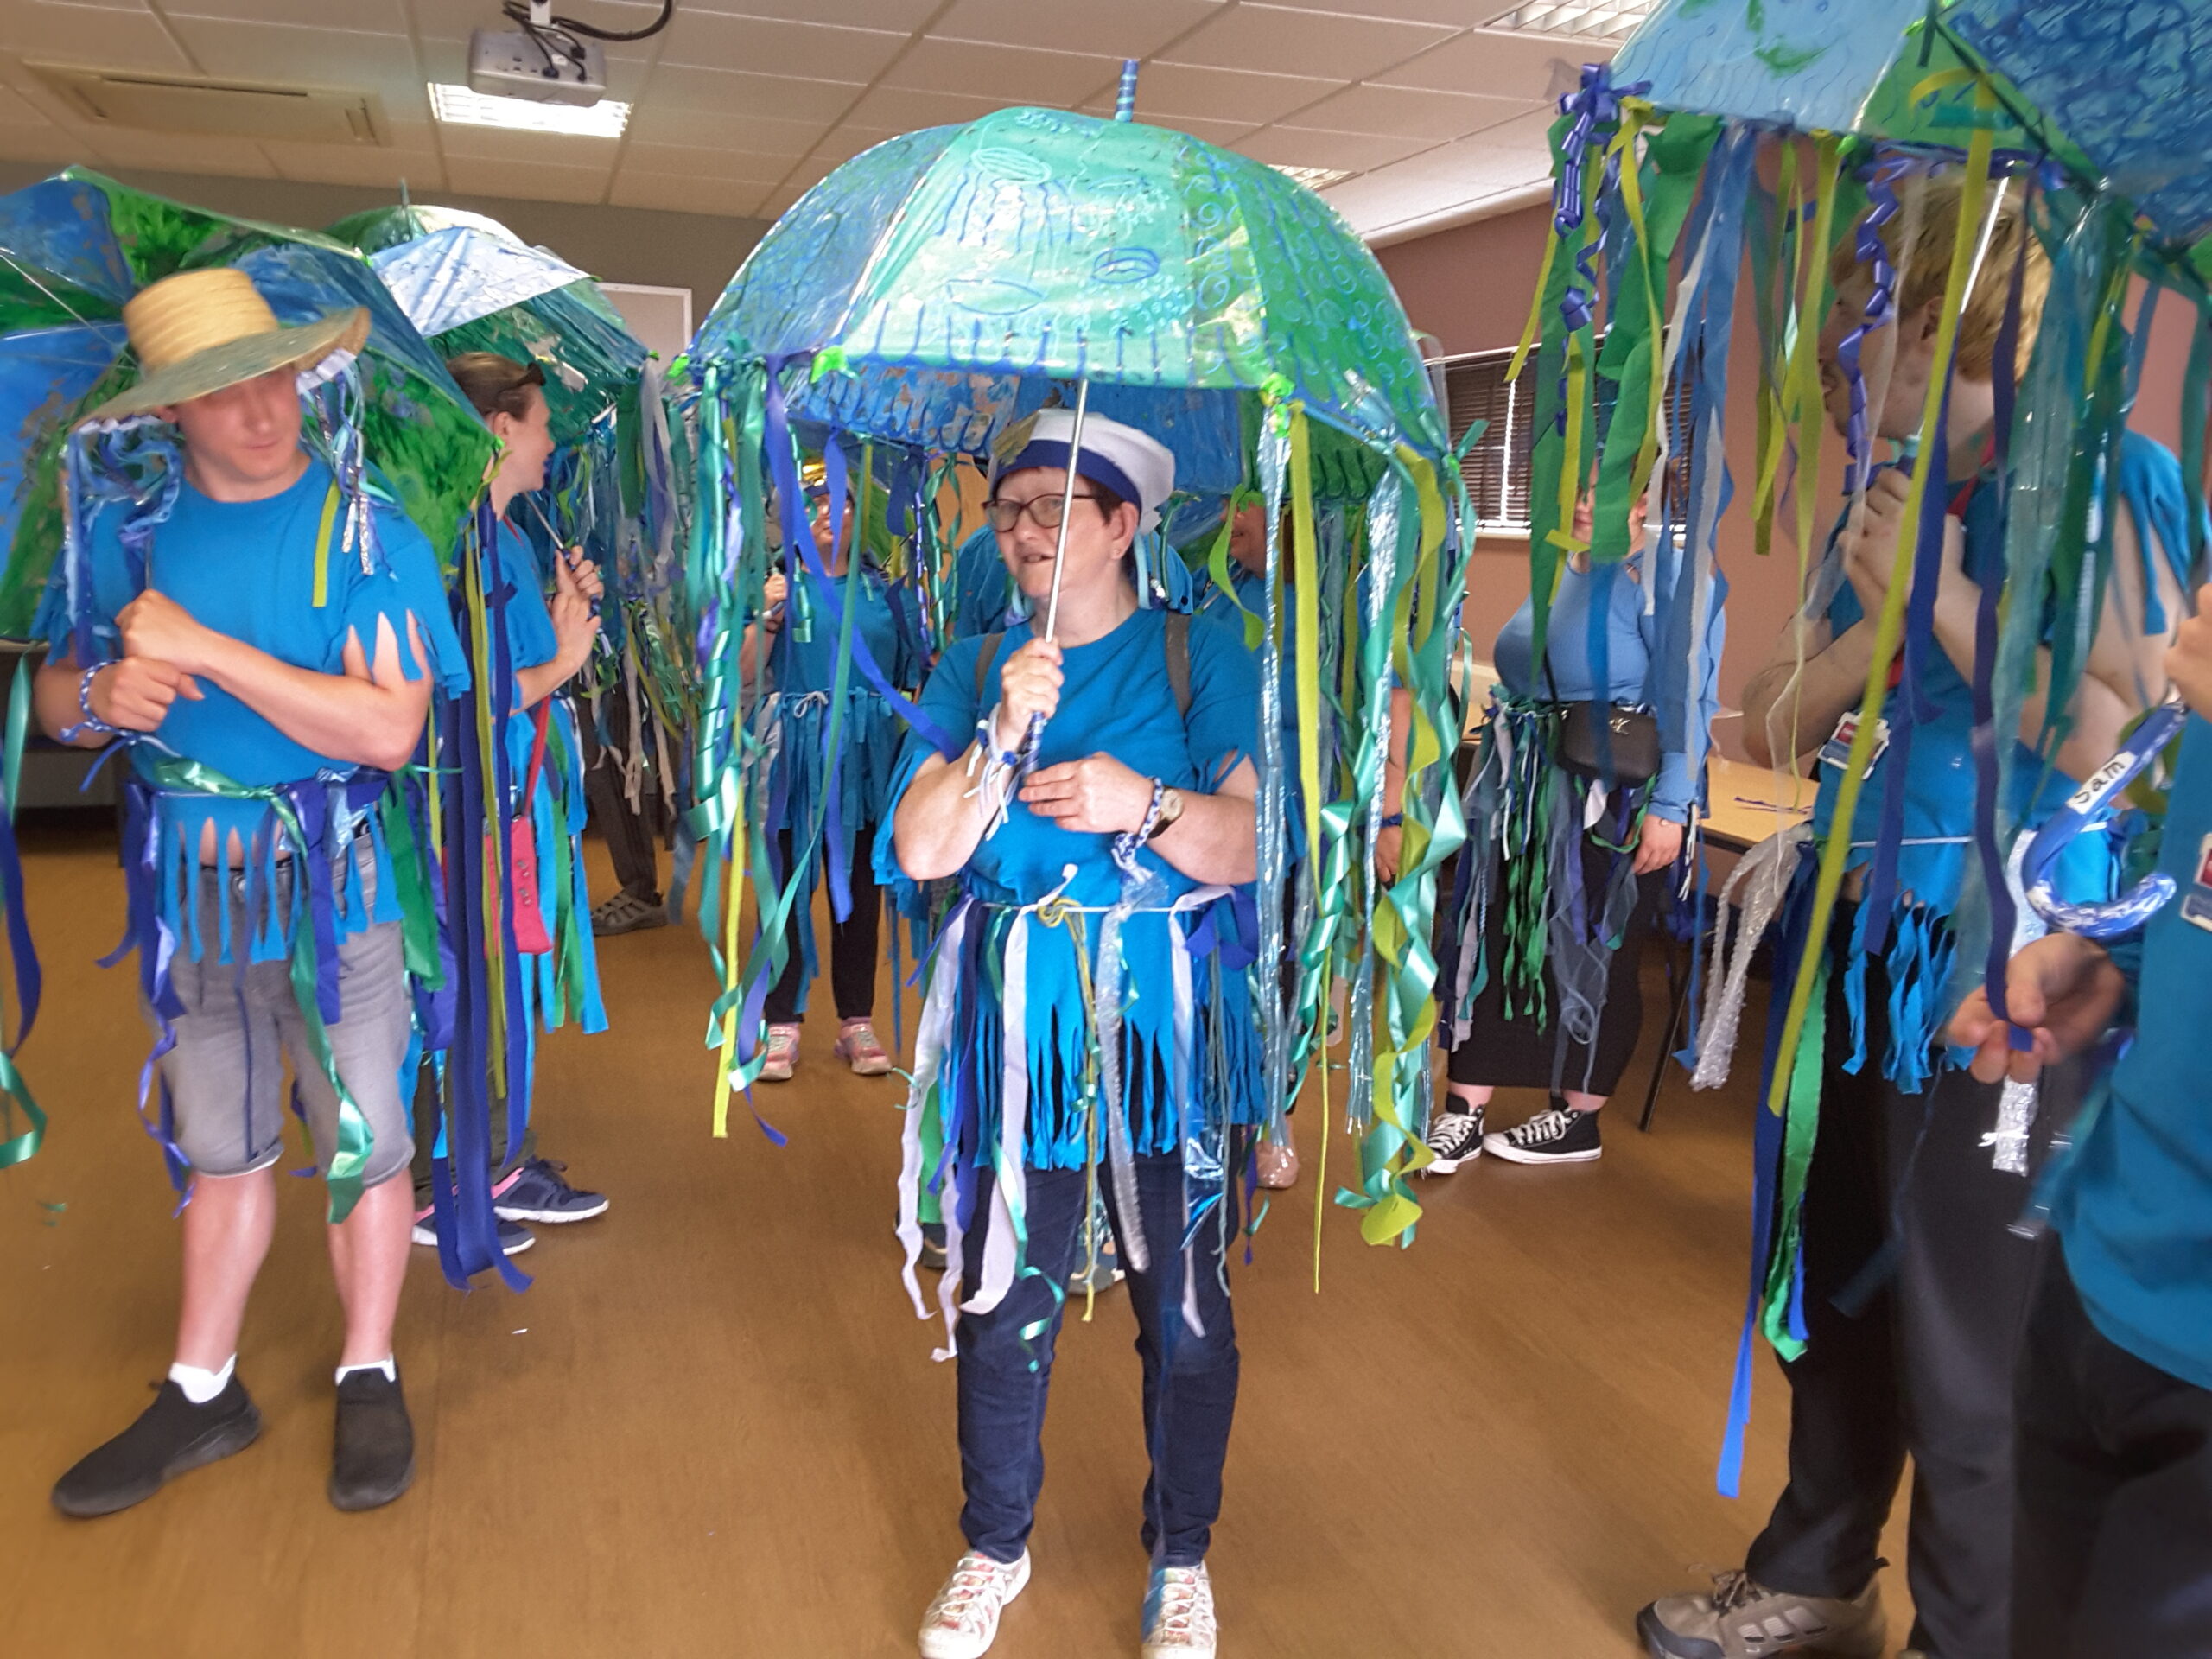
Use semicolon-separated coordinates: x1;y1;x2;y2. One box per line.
2;827;1917;1657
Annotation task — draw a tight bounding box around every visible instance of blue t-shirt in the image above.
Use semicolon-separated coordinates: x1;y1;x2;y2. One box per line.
46;457;467;795
1491;544;1725;822
493;520;557;684
2053;713;2212;1390
892;606;1258;911
771;559;921;697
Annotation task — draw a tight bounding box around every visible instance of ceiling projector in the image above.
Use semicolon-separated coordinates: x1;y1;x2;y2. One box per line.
467;0;673;106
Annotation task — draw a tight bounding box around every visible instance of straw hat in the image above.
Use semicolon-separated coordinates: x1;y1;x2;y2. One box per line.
81;268;370;426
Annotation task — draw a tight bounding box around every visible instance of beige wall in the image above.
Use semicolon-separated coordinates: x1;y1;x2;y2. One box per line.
1377;200;2200;765
0;161;768;323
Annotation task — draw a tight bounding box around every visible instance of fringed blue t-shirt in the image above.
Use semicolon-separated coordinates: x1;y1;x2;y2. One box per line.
880;605;1265;1170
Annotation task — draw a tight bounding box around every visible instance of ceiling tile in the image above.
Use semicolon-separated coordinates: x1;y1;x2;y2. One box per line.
1122;62;1341;125
167;0;407;28
410;0;666;41
842;85;1005;132
674;0;939;27
1290;81;1535;139
808;124;899;166
1075;105;1260;147
12;2;192;71
887;38;1119;105
0;121;84;166
609;168;769;217
162;16;418;90
1159;4;1455;83
85;128;277;175
1373;26;1605;98
1236;123;1432;172
655;11;907;79
644;63;860;123
621;102;825;158
1253;0;1503;21
443;153;610;205
437;124;623;169
262;138;442;188
620;140;794;185
930;0;1224;59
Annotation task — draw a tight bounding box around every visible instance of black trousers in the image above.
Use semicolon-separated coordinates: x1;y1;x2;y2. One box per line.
1745;938;2037;1659
762;825;879;1025
2014;1241;2212;1658
581;687;663;904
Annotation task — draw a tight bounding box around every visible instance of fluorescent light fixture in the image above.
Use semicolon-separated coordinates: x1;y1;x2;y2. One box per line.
429;81;629;137
1488;1;1655;41
1271;163;1351;191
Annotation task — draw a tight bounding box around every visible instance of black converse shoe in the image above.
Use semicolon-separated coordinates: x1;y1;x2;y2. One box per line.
1484;1100;1603;1164
1422;1106;1487;1173
52;1376;262;1517
329;1368;415;1512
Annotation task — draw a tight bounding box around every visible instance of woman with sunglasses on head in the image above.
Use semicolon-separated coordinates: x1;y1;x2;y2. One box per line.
885;410;1261;1659
738;451;926;1080
410;353;611;1252
1420;487;1722;1174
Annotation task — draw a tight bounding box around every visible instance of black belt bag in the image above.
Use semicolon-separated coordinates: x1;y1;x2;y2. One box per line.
1546;661;1661;786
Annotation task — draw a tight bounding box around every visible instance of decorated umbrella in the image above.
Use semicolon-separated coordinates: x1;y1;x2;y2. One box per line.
1519;0;2212;1491
0;169;493;634
0;168;499;1179
337;207;694;909
688;73;1467;1273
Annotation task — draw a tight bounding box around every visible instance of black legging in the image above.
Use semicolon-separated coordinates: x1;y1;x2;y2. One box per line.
763;824;880;1025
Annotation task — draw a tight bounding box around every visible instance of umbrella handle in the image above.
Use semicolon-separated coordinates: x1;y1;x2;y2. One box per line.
2020;691;2187;941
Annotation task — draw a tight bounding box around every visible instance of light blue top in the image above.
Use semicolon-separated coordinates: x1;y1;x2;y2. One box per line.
2053;713;2212;1391
1491;543;1725;823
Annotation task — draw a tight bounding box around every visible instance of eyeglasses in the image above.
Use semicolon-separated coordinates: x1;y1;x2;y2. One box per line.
984;493;1102;533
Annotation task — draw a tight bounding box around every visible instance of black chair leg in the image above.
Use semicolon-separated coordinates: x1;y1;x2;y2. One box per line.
1638;938;1692;1133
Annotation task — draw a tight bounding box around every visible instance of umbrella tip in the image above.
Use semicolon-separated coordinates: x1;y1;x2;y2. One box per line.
1116;60;1138;121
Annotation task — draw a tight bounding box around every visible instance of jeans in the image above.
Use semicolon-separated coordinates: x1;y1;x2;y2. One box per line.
955;1154;1240;1567
581;687;663;904
2013;1240;2212;1658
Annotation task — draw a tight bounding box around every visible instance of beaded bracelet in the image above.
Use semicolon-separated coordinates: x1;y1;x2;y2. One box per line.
974;704;1021;767
58;661;123;743
1111;777;1167;874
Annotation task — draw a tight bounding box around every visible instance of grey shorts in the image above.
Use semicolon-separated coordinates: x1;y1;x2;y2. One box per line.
149;846;415;1187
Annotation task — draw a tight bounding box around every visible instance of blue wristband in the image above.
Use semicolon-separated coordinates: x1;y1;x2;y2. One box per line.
58;661;124;743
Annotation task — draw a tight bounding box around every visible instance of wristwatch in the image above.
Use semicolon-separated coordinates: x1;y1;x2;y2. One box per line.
1146;784;1186;840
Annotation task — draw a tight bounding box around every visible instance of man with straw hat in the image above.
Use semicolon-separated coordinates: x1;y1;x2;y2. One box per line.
32;267;467;1516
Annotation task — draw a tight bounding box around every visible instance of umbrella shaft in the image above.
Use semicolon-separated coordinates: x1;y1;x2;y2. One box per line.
1041;378;1091;643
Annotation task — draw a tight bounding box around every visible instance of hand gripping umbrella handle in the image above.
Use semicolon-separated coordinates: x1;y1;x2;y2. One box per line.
2020;692;2188;941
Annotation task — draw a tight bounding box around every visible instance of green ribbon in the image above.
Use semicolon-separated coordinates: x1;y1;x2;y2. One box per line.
137;753;388;1222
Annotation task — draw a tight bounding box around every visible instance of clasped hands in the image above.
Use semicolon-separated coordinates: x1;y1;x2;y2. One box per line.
87;590;209;733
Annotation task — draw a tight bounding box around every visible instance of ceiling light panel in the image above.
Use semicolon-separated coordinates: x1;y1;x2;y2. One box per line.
1488;2;1656;41
429;82;630;137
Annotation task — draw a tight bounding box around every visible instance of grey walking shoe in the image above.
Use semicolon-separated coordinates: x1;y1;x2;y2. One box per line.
1637;1567;1885;1657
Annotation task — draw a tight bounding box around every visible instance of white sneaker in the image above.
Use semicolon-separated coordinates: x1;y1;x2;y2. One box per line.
918;1550;1031;1659
1141;1563;1217;1657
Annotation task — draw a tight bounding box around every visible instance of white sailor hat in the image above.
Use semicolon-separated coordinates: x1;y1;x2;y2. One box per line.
992;407;1176;536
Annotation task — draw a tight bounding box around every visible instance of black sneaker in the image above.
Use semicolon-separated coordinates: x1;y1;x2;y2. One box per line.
1422;1106;1487;1173
329;1369;414;1512
493;1157;608;1224
918;1221;949;1272
1484;1100;1603;1165
52;1376;262;1517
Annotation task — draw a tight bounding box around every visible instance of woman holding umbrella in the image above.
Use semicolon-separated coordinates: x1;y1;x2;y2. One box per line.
887;408;1261;1659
